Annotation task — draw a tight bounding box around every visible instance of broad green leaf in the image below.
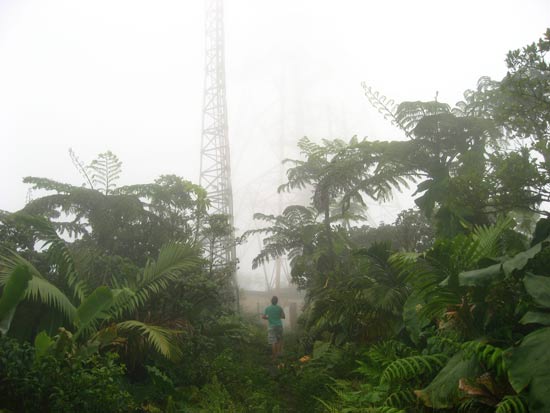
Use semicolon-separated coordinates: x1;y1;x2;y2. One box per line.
520;311;550;326
458;263;502;286
415;351;480;409
0;264;32;334
75;286;114;338
507;327;550;413
502;242;543;276
524;273;550;308
34;331;53;359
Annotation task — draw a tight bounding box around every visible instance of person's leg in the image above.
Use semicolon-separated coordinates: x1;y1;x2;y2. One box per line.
278;337;283;356
274;326;283;357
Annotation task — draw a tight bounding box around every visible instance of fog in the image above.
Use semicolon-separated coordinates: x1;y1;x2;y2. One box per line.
1;0;548;289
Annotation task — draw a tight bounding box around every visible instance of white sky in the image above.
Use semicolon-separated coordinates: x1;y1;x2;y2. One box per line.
1;0;549;289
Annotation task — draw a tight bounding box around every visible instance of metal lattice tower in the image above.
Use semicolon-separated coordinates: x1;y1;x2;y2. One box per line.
199;0;237;277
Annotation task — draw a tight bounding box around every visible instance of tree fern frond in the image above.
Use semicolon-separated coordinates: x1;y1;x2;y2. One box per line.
361;83;403;133
117;320;182;361
395;101;451;135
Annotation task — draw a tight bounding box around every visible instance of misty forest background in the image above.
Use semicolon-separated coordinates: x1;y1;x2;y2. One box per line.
1;27;550;413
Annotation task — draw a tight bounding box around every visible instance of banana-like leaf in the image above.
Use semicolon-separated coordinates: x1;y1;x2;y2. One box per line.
117;320;182;361
458;263;502;286
0;264;32;334
74;286;114;339
502;241;544;277
457;239;547;287
507;327;550;413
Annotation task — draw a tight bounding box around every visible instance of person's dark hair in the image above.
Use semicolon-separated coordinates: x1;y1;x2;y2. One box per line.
271;296;278;305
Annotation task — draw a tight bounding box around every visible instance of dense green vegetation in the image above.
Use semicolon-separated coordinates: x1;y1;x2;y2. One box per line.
1;29;549;412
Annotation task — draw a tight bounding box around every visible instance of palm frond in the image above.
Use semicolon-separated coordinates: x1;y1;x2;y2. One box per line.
117;242;200;316
0;252;77;323
0;264;32;333
12;213;88;302
117;320;182;361
471;215;513;260
26;277;78;323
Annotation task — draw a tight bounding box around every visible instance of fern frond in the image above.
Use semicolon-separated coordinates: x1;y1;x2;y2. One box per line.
395;101;451;135
384;389;416;409
367;407;406;413
380;354;448;384
365;340;417;367
462;341;507;377
117;320;182;361
495;395;528;413
361;83;403;134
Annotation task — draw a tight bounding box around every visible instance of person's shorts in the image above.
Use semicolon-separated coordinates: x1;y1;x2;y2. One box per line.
268;325;283;344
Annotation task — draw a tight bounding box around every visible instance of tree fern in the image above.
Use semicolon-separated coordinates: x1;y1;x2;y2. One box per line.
361;83;404;135
88;151;122;195
395;101;451;135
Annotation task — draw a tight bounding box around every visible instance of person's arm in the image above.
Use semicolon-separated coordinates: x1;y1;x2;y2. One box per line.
280;307;285;319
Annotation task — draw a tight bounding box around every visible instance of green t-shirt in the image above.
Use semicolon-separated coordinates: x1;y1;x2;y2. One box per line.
264;304;284;327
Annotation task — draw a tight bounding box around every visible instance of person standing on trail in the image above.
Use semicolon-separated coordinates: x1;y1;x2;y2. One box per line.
262;296;285;360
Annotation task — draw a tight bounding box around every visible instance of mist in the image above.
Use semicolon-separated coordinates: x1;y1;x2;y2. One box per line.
1;0;549;290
